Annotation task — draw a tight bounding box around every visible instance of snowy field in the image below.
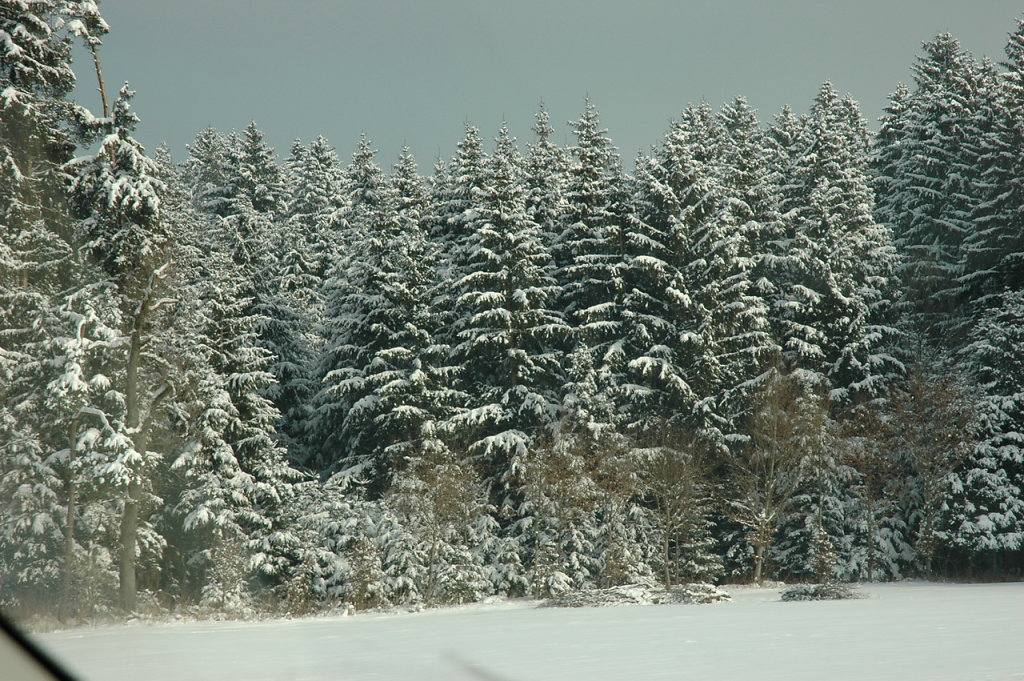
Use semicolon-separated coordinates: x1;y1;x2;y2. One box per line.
35;582;1024;681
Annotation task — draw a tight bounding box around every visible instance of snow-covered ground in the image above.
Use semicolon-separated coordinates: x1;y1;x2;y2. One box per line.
35;582;1024;681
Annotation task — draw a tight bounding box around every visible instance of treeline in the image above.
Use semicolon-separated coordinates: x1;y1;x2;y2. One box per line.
2;1;1023;621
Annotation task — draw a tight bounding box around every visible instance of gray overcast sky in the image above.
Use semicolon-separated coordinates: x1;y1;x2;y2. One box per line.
76;0;1024;167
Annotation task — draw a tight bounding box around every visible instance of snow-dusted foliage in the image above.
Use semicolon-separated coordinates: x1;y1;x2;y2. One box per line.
554;99;625;352
769;83;900;405
952;291;1024;556
874;34;991;344
8;3;1024;622
445;123;568;505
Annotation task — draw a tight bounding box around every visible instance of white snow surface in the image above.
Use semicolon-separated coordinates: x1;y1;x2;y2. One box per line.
35;582;1024;681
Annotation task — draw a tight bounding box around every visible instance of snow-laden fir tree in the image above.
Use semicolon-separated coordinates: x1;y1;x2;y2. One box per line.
182;127;240;221
959;23;1024;315
0;0;86;614
314;144;464;495
669;103;776;435
771;83;900;406
613;151;701;441
516;435;602;596
0;280;124;616
425;124;490;349
524;104;569;249
554;99;626;354
184;239;303;596
623;103;774;449
952;290;1024;564
832;407;914;580
444;123;569;508
874;34;990;344
771;413;854;581
388;443;492;605
313;136;410;479
250;139;330;467
282;135;345;279
66;84;180;612
637;441;722;586
715;97;783;269
730;370;827;584
212;121;286;310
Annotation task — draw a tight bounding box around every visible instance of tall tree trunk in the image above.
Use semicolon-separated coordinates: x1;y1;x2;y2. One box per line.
753;543;765;584
866;503;876;581
425;534;439;606
59;421;79;622
118;480;140;612
89;42;110;118
119;323;144;612
662;531;672;588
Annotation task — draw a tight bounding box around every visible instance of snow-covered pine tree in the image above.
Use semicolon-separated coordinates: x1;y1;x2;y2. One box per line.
282;135;346;282
388;443;491;606
524;104;569;251
871;83;912;244
771;83;900;406
0;0;81;614
771;414;853;582
328;133;391;262
730;370;826;584
141;149;261;614
363;148;467;492
673;103;776;435
66;84;180;612
187;239;303;597
959;23;1024;316
210;126;290;417
554;99;626;357
1;0;100;380
0;280;124;617
832;407;914;580
875;34;989;345
445;123;569;508
622;103;775;449
952;290;1024;567
614;150;698;441
314;144;462;496
182;127;240;222
517;435;602;596
425;124;490;351
715;97;782;270
249;139;330;467
0;2;162;617
637;442;722;586
988;21;1024;296
313;136;407;480
223;121;286;278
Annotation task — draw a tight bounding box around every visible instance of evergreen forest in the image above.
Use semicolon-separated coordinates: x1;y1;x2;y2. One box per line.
3;1;1024;621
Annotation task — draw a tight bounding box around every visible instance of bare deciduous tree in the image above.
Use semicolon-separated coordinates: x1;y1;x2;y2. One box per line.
730;371;827;583
637;436;719;587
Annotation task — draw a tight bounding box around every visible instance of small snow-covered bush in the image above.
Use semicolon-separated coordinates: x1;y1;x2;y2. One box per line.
544;582;730;608
544;583;660;607
665;583;731;604
780;583;859;601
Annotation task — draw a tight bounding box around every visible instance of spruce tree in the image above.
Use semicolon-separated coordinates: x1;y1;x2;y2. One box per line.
445;123;568;505
313;136;403;477
525;105;569;249
771;84;899;405
960;22;1024;313
953;290;1024;561
0;0;88;613
67;84;177;612
876;34;989;343
555;100;626;353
